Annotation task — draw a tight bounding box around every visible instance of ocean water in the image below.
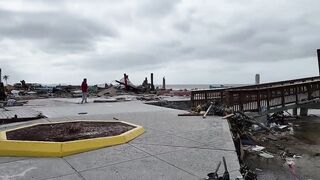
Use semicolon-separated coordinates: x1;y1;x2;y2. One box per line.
162;84;248;90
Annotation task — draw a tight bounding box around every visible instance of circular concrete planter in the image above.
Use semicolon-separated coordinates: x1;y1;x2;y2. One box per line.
0;120;144;157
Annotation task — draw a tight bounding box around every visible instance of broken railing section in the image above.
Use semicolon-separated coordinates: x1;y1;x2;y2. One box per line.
223;81;320;113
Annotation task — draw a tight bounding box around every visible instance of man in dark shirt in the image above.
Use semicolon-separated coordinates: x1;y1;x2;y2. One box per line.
81;78;88;104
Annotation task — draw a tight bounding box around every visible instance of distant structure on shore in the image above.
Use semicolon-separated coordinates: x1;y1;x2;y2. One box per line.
255;74;260;85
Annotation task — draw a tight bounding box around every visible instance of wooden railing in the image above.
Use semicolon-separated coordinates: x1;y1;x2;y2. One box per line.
191;89;224;107
191;76;320;112
227;76;320;90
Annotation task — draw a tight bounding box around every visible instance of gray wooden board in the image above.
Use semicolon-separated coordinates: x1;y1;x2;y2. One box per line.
0;107;42;120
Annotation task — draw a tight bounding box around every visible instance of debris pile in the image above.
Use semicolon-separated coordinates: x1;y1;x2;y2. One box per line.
0;73;192;107
225;111;302;179
178;101;227;117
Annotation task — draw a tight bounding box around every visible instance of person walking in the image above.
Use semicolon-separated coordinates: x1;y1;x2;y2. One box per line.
81;78;88;104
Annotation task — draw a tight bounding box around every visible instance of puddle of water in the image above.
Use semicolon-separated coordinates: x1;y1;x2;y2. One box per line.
293;117;320;145
245;116;320;180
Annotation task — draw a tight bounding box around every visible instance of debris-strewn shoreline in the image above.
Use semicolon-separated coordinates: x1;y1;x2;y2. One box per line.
226;111;320;180
161;97;320;180
2;76;320;179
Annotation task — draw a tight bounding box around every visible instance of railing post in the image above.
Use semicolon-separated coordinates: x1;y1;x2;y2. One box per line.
319;81;320;98
225;91;231;109
317;49;320;75
256;90;261;112
292;86;298;116
295;86;299;104
307;83;312;100
239;91;243;111
191;91;194;108
281;88;285;107
205;91;208;104
267;89;270;110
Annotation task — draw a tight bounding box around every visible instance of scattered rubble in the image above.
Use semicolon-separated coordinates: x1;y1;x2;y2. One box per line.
148;99;191;111
0;73;192;109
97;86;118;97
188;100;310;179
224;110;306;179
177;101;227;117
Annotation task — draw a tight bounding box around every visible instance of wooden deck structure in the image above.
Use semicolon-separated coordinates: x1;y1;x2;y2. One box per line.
191;76;320;114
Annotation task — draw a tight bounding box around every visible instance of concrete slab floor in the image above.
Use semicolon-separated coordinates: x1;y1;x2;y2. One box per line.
0;158;76;180
0;98;242;180
64;144;150;172
80;156;197;180
45;173;82;180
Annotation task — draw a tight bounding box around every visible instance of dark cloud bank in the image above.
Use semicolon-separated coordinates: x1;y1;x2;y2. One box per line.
0;0;319;84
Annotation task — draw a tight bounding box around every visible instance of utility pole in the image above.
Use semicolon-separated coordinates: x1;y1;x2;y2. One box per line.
0;68;2;83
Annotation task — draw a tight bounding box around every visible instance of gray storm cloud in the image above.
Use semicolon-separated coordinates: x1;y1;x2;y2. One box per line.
0;0;319;84
0;9;116;53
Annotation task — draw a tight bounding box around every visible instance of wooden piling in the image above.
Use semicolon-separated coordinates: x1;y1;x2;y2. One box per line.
293;108;298;116
300;107;308;116
162;77;166;90
150;73;154;91
255;74;260;85
318;49;320;75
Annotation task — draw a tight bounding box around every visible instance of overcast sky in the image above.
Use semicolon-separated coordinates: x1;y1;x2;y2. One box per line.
0;0;319;85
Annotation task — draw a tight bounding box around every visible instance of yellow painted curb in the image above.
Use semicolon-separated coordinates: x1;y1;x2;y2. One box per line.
0;131;6;140
0;120;145;157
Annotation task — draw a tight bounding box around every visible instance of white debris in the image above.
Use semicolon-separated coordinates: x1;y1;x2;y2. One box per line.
289;127;294;135
11;90;20;97
285;158;296;166
269;122;277;128
222;113;235;119
6;99;16;106
252;145;265;152
278;125;288;129
293;155;302;159
259;152;274;159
